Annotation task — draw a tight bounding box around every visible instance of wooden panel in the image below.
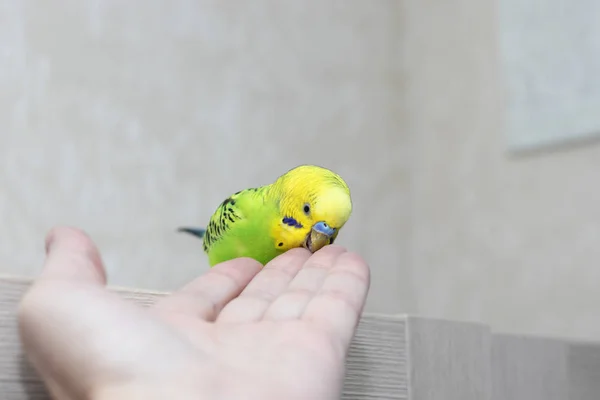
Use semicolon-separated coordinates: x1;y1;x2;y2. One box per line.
407;316;492;400
0;276;409;400
4;276;600;399
491;334;568;400
342;314;408;399
568;340;600;400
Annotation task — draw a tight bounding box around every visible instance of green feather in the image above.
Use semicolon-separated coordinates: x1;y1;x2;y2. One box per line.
178;165;353;268
179;186;283;266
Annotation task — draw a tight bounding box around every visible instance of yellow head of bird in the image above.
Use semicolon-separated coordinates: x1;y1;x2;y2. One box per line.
272;165;352;253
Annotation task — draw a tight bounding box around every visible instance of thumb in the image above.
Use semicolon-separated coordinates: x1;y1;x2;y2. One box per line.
40;226;107;286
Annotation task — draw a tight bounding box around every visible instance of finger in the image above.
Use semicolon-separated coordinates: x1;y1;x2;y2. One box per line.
39;226;107;286
19;272;195;400
301;252;370;350
261;245;347;321
216;248;311;323
154;257;262;322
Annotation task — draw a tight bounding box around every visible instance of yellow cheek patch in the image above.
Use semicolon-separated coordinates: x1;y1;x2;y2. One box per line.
270;219;310;251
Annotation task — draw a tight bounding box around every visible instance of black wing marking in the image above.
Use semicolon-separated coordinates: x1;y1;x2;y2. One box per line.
202;189;250;252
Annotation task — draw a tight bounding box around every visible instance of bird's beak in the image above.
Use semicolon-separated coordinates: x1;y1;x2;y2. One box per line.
303;221;336;253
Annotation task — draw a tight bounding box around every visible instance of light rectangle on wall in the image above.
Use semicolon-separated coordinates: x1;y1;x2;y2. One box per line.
498;0;600;152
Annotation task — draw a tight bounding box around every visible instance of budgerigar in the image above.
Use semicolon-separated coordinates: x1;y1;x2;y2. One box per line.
178;164;352;266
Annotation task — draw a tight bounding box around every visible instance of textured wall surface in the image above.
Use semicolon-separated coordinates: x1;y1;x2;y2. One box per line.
403;0;600;340
0;0;412;314
1;0;600;340
498;0;600;151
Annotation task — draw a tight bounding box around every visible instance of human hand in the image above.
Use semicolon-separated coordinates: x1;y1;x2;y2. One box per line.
18;227;370;400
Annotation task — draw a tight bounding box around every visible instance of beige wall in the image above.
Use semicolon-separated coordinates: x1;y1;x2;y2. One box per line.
1;0;599;341
403;0;600;340
0;1;413;315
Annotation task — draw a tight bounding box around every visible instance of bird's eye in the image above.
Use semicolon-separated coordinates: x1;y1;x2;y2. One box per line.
303;203;310;214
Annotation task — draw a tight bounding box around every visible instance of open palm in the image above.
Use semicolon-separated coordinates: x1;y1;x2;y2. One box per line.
18;227;370;400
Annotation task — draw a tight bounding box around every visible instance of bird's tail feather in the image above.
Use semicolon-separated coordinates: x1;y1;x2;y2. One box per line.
177;227;206;239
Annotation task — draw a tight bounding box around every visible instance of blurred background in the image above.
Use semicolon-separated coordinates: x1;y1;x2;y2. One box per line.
1;0;599;341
